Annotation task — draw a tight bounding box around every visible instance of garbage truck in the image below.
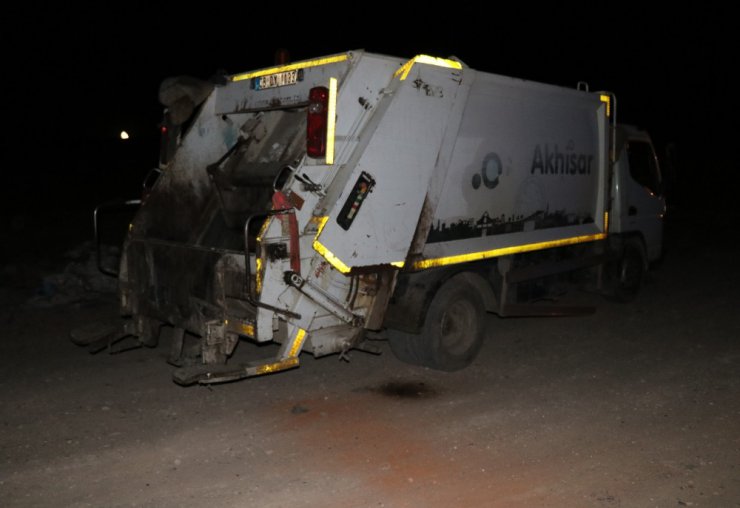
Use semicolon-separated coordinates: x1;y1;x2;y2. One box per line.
73;50;665;385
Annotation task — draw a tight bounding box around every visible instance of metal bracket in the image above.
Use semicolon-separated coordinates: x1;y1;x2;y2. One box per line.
284;271;364;327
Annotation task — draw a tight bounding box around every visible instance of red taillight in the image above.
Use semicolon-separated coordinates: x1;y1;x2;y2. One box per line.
159;115;179;166
307;86;329;158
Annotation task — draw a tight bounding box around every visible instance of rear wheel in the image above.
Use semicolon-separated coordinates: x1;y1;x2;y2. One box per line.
387;328;426;366
388;277;486;371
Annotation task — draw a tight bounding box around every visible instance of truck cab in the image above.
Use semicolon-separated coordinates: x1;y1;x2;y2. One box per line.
608;125;665;298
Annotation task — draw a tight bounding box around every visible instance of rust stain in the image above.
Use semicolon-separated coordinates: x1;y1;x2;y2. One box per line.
272;395;559;507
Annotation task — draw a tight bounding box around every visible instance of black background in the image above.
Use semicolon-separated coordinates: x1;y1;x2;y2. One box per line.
4;4;737;217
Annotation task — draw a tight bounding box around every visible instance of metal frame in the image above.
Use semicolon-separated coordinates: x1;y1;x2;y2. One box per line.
242;210;301;320
93;199;141;277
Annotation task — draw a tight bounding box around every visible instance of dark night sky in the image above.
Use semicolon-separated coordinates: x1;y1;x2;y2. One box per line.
4;5;737;215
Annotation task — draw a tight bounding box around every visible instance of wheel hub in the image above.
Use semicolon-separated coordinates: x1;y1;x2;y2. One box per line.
439;299;477;355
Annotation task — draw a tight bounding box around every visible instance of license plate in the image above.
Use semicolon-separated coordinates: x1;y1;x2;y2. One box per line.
254;69;301;90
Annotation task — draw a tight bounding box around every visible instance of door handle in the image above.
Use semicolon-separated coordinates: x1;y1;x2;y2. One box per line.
628;206;638;216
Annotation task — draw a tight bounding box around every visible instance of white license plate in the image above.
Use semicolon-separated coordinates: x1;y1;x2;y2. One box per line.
257;69;299;90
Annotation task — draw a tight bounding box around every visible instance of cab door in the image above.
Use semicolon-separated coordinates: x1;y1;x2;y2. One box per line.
616;133;666;261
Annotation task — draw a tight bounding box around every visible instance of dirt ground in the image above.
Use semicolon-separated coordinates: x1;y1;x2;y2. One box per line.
1;214;739;508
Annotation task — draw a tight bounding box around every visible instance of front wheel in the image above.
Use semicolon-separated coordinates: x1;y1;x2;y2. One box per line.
388;277;486;371
608;239;646;302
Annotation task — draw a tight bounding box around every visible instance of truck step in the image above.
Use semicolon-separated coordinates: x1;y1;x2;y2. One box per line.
172;357;300;386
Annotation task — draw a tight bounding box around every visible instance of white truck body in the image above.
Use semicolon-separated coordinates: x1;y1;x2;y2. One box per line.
96;51;663;384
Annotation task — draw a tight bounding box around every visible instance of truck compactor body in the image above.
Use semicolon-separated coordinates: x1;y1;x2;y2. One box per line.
77;51;665;384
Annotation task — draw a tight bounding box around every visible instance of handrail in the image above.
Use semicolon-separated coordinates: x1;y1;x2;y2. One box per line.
242;209;301;320
94;199;141;277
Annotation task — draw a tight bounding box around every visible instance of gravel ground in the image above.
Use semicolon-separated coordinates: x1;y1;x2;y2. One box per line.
1;214;739;507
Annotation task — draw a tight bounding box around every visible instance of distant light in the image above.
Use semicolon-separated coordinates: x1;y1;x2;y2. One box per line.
120;131;130;140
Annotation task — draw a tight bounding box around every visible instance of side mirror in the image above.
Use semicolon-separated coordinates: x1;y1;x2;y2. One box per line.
141;167;162;201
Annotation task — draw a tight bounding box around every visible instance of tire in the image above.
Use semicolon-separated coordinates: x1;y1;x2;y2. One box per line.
388;277;486;371
387;328;426;366
610;239;645;302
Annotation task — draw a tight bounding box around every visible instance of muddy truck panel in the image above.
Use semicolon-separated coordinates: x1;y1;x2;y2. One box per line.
117;51;419;382
78;51;663;384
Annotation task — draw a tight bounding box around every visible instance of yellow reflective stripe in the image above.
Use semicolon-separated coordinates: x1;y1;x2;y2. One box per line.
255;257;263;294
288;328;307;358
394;54;463;81
312;216;351;274
255;357;299;375
600;94;611;117
326;77;338;165
240;323;255;338
412;233;607;270
603;211;609;233
312;217;405;273
256;217;271;242
313;239;352;274
231;55;349;82
255;218;271;294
